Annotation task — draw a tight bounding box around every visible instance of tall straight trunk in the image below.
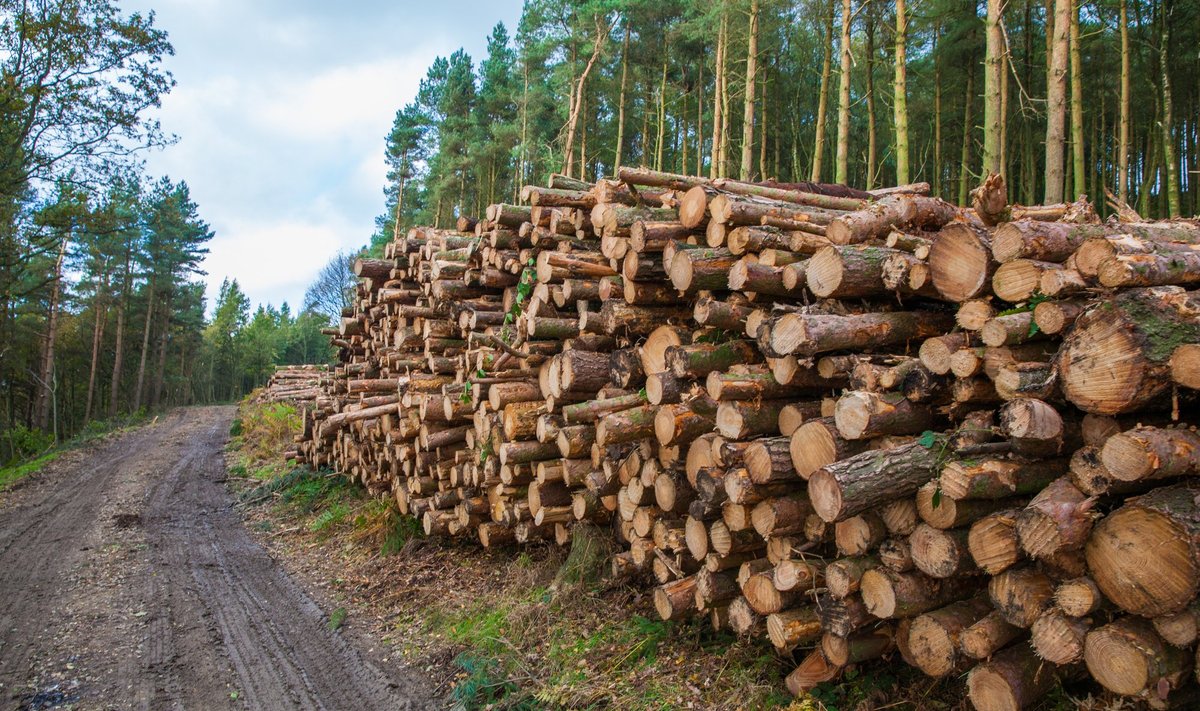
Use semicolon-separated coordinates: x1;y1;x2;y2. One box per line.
865;6;877;189
720;29;732;178
834;0;853;186
1069;0;1085;199
655;59;667;171
614;23;630;171
1158;0;1180;217
893;0;910;184
982;0;1006;176
33;234;69;433
1044;0;1069;204
933;22;943;195
1000;31;1010;179
811;0;835;182
697;57;705;175
740;0;760;181
151;299;170;410
959;67;976;206
759;68;769;178
133;280;156;413
518;59;529;197
108;247;133;419
1022;0;1035;204
84;285;108;422
580;89;589;180
710;4;727;179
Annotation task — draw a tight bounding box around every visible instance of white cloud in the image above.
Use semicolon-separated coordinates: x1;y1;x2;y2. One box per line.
124;0;525;314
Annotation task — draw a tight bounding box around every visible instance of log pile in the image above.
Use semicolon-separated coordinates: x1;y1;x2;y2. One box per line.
291;169;1200;709
255;364;331;403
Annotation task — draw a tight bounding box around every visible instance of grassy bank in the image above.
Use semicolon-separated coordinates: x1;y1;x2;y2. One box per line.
0;413;150;492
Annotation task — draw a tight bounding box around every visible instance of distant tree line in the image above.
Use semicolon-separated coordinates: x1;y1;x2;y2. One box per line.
373;0;1197;248
0;0;341;458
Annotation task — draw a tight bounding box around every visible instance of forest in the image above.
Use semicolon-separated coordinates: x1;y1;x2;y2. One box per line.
0;1;338;462
373;0;1198;247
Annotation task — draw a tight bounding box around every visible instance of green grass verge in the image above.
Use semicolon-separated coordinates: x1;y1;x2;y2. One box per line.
0;451;62;492
0;412;150;493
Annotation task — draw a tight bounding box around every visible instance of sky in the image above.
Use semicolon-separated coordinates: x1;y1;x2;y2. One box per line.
125;0;525;314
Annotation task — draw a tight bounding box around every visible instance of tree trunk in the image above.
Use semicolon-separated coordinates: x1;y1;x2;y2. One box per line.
562;15;609;178
1159;0;1181;217
1043;0;1070;204
108;244;134;419
132;279;156;412
84;288;107;422
739;0;759;181
893;0;909;184
1068;0;1085;200
834;0;853;186
33;234;70;433
710;4;727;179
811;0;835;182
151;294;172;409
957;67;975;206
1118;0;1131;203
855;10;872;189
614;22;630;171
982;0;1005;176
934;21;943;196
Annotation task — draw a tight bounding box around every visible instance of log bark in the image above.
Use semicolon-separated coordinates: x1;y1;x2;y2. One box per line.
770;311;955;357
809;441;942;522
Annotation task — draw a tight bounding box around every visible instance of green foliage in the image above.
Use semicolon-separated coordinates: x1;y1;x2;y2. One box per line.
0;424;55;466
0;451;61;492
309;502;351;533
327;607;347;631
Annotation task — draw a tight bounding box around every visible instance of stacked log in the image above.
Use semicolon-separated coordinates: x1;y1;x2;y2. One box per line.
289;170;1200;709
255;364;331;403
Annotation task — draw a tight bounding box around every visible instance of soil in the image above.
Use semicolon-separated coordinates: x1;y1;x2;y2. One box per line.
0;406;437;711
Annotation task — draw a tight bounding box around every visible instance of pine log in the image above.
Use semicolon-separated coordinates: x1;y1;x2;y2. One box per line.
908;596;995;677
1058;286;1200;415
809;441;942;522
929;222;995;302
833;391;934;440
910;523;978;578
790;418;868;481
988;567;1056;627
825;194;958;245
940;457;1069;500
1101;426;1200;482
967;643;1063;711
1086;481;1200;617
960;611;1023;661
859;567;978;619
1085;617;1191;699
1015;477;1096;559
767;607;823;652
770;311;955;357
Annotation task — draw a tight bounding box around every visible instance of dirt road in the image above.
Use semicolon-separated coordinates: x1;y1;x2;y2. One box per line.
0;406;434;710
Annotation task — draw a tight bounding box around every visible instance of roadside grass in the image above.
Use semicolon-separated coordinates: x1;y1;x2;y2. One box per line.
0;412;149;493
0;451;62;491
